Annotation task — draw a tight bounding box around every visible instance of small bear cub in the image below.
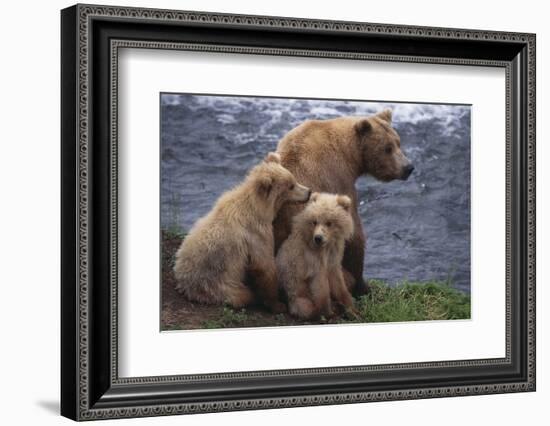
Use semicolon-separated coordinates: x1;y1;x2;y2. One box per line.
276;192;356;319
173;152;311;313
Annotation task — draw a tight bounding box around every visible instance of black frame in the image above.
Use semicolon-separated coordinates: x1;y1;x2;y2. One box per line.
61;4;536;421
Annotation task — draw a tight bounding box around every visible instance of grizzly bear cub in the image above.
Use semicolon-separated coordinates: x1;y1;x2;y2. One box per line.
173;152;311;313
276;192;356;320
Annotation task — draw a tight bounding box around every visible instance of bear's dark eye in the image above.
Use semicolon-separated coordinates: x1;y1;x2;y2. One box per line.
384;145;393;154
312;220;317;226
326;221;332;227
289;184;295;190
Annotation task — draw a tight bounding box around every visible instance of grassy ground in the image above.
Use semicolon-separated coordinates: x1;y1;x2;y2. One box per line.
161;230;470;331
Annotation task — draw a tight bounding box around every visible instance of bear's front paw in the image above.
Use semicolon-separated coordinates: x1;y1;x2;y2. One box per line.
344;305;361;321
318;305;336;320
352;277;371;298
268;301;288;314
325;309;337;320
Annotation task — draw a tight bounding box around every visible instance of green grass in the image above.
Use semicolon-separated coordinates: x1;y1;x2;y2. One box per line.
201;307;290;329
202;307;250;329
192;280;470;330
165;182;186;239
163;227;187;240
352;279;470;323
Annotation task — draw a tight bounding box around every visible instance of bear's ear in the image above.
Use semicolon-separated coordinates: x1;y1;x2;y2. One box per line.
354;118;372;136
257;175;274;198
376;108;393;124
310;192;320;202
264;152;281;164
336;195;352;211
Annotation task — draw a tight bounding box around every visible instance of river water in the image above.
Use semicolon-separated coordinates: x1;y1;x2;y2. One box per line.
160;94;471;293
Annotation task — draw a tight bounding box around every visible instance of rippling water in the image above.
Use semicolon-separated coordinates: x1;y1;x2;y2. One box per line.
160;94;471;293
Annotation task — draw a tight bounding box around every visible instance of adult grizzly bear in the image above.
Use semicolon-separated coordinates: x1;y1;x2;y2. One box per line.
174;152;311;313
273;109;414;296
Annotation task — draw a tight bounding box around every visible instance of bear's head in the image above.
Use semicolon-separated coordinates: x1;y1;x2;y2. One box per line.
354;109;414;182
250;152;311;210
294;192;354;250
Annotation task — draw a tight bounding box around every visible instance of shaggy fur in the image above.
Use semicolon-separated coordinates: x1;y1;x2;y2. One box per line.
273;109;414;296
277;192;355;320
173;152;311;312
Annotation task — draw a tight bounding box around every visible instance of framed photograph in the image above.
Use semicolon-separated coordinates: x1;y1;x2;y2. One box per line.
61;4;536;421
159;93;472;331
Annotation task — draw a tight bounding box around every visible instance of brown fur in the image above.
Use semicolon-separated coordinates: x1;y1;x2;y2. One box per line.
274;109;413;296
277;193;355;320
173;152;311;312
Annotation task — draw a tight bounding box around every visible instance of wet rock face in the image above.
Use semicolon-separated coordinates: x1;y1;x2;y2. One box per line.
161;95;471;293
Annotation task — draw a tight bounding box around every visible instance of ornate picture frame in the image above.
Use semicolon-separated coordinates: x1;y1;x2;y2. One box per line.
61;4;535;421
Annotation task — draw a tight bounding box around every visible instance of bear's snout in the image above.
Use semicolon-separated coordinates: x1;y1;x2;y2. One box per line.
312;224;329;248
401;163;415;180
